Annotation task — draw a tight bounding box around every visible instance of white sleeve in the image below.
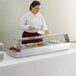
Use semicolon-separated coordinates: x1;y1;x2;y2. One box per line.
41;14;48;30
19;15;29;31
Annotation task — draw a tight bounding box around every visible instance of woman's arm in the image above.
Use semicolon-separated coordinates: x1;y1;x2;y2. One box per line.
41;14;50;34
41;14;48;31
19;15;30;31
19;15;36;31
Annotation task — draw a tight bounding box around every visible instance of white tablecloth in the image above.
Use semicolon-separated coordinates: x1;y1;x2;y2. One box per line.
0;48;76;76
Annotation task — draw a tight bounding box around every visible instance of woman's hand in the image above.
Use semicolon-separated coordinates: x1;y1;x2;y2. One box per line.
29;26;35;30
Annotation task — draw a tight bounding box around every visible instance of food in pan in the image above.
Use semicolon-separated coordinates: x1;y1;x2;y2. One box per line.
44;30;50;34
27;43;43;47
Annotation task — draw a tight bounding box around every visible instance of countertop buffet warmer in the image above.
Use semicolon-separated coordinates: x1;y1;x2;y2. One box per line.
7;34;70;58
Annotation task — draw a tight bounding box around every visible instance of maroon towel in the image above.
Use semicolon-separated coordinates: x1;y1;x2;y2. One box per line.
22;31;43;44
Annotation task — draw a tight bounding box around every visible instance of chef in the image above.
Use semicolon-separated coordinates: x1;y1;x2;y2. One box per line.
19;0;49;44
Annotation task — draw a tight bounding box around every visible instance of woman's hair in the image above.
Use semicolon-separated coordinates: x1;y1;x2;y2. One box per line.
29;1;40;10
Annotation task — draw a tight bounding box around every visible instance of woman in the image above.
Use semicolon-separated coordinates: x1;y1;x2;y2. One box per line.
19;1;48;44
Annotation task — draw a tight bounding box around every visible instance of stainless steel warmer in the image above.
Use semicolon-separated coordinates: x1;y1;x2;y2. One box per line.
7;34;70;58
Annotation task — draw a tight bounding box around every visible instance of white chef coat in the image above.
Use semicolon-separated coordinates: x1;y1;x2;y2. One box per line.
19;11;48;33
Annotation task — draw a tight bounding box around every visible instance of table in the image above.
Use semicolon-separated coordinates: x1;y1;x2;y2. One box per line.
0;48;76;76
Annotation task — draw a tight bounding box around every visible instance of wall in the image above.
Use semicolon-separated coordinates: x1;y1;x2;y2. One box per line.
0;0;32;48
0;0;76;48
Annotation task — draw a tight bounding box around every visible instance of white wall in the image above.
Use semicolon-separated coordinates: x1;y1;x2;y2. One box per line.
0;0;33;48
0;0;76;48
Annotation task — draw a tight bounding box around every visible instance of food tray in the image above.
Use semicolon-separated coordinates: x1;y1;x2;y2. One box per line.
7;43;70;58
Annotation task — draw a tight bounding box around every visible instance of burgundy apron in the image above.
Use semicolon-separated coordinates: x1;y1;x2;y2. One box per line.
22;31;43;44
